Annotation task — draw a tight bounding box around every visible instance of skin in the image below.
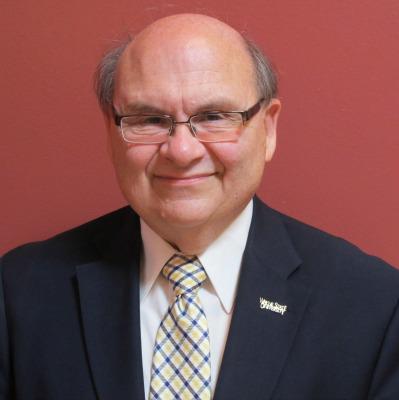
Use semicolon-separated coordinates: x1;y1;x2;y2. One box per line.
106;14;281;254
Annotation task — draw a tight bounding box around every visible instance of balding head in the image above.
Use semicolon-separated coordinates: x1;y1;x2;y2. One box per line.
133;13;245;45
113;14;258;117
94;14;277;115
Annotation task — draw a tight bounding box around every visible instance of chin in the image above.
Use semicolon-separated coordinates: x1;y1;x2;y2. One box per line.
156;198;219;229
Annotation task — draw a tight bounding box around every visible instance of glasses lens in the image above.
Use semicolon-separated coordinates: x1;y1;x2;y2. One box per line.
191;112;242;142
121;115;171;143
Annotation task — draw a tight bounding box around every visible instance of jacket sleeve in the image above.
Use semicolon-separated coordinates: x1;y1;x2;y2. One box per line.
0;258;12;399
368;298;399;400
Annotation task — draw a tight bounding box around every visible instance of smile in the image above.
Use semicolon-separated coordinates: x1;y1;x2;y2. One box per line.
153;173;216;186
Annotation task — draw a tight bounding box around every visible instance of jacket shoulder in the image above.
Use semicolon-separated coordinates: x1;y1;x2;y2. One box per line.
1;206;138;276
253;199;399;290
278;209;399;289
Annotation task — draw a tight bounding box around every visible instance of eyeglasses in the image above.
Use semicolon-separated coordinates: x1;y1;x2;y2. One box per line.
113;98;265;144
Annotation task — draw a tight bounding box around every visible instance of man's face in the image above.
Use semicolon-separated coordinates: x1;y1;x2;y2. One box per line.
107;21;280;246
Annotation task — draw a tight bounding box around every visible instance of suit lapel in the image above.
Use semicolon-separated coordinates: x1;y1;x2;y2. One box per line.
214;199;312;400
75;208;145;400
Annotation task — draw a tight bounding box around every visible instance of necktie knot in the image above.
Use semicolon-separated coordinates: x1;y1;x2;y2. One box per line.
162;253;207;296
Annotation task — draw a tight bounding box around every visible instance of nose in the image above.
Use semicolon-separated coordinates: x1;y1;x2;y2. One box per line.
159;123;206;167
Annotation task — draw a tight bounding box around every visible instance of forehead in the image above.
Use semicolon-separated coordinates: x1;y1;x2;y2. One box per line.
113;27;257;111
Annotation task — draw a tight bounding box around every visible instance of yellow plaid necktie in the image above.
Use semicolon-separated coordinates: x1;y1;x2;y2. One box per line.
149;254;211;400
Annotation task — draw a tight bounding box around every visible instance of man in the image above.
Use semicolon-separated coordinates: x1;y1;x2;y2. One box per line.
1;13;399;400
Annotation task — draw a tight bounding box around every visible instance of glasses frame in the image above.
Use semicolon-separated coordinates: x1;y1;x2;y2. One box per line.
113;98;265;144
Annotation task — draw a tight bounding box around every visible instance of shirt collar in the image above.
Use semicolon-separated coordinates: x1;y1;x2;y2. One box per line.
140;200;253;313
139;221;176;302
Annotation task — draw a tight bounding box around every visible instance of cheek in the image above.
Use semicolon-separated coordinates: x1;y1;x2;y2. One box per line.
110;142;159;185
207;138;244;164
209;132;267;177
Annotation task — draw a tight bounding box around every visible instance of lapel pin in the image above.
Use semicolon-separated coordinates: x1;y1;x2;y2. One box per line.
259;297;287;316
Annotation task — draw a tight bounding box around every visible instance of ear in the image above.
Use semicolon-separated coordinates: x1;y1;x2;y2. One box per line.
263;98;281;162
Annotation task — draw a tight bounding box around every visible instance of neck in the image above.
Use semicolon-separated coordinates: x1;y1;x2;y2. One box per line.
142;201;252;255
166;226;224;255
149;220;228;255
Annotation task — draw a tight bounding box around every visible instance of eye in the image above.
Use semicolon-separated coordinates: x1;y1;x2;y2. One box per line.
141;116;165;125
204;113;224;121
196;113;225;123
126;115;170;129
195;112;241;124
121;115;171;133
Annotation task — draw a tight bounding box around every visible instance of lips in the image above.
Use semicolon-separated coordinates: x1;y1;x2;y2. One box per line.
153;173;216;185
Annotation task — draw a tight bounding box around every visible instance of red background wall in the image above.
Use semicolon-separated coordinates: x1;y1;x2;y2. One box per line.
1;0;398;266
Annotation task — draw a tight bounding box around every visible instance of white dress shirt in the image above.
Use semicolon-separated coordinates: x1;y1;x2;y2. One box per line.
139;200;253;399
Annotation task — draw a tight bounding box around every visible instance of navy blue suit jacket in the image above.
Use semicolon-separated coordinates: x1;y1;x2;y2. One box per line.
1;198;399;399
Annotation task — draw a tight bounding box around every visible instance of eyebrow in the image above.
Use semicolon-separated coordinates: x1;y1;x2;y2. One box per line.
196;100;240;112
117;99;242;116
118;103;166;115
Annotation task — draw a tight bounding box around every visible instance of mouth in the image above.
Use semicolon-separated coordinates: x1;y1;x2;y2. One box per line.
153;173;216;186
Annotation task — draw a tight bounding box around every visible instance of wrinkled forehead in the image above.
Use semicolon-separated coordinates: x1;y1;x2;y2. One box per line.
114;20;257;105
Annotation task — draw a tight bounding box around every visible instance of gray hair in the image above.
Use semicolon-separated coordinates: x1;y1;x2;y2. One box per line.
94;35;278;115
94;38;131;115
244;38;278;102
